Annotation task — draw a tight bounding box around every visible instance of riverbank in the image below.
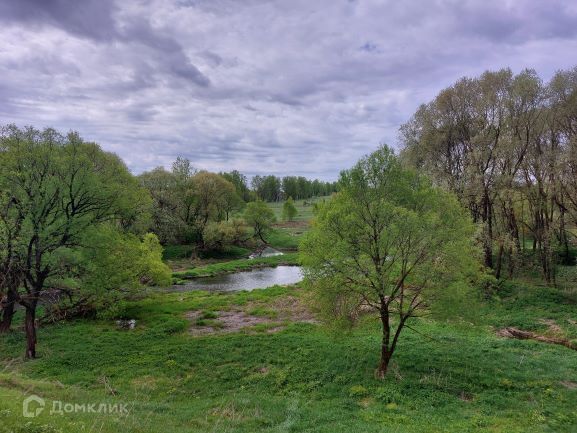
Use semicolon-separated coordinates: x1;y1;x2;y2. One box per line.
173;253;300;281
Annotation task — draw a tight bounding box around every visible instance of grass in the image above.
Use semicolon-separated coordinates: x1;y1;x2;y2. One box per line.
265;197;328;250
173;253;300;279
1;275;577;432
267;196;328;222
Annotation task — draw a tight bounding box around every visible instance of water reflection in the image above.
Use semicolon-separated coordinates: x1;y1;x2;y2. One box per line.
174;266;303;292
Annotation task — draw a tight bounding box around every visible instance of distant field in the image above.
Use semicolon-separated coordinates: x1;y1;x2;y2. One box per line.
268;196;329;222
266;196;330;250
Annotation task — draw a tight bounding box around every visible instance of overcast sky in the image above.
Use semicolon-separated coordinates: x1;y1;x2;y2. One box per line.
1;0;576;179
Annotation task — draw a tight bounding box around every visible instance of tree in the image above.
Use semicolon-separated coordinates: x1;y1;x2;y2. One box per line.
399;67;577;283
244;201;276;243
0;189;22;333
138;167;184;244
0;125;151;357
282;197;298;221
300;145;478;378
139;164;243;246
221;170;252;202
80;226;171;292
192;172;242;231
202;219;248;251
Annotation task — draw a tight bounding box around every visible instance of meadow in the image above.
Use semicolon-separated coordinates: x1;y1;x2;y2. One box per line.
1;199;577;433
1;279;577;432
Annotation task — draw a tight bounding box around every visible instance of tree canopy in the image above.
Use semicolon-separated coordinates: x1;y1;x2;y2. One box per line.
244;200;276;244
301;145;479;377
0;125;169;357
401;66;577;283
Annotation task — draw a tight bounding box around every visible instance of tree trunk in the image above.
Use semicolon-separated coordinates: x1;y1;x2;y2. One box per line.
0;288;17;333
376;303;391;379
24;305;37;359
482;192;493;268
495;242;504;280
376;344;391;379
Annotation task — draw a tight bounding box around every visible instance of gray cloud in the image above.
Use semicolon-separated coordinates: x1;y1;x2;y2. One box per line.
1;0;576;179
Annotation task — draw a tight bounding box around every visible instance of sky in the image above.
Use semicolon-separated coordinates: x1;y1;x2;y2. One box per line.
1;0;577;180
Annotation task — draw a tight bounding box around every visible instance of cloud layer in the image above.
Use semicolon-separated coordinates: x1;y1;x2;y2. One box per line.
1;0;576;179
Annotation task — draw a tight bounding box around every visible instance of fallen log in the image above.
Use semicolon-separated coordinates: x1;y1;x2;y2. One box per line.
497;327;577;351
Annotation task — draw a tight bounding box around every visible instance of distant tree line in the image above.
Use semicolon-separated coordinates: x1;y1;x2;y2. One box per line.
251;175;338;202
138;164;337;245
401;66;577;283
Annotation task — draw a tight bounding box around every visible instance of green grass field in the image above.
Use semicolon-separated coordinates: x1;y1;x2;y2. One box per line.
267;196;328;222
1;276;577;432
2;197;577;432
266;197;329;251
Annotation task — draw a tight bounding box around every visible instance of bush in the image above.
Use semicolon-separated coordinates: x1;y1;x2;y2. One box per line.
203;219;248;251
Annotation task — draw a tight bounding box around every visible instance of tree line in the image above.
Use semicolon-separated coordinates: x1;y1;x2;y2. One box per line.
251;175;338;202
400;66;577;284
138;164;336;246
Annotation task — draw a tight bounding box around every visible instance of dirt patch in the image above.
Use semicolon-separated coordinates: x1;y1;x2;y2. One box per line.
496;326;577;351
265;295;318;324
187;295;317;335
538;319;564;335
560;381;577;389
187;310;282;335
274;220;309;229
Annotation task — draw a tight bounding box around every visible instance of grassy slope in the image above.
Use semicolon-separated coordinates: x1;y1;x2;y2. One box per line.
1;279;577;433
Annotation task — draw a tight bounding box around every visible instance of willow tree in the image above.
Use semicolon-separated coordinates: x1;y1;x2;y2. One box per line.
244;200;276;243
301;145;478;378
282;196;298;221
0;125;151;358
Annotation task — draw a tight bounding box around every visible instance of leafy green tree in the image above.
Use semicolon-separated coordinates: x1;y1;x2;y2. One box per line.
282;197;298;221
202;219;248;251
0;125;153;357
244;200;276;243
138;167;184;244
221;170;251;202
80;226;171;292
139;164;243;245
300;145;478;378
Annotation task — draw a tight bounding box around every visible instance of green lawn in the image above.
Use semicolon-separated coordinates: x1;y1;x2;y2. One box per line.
1;276;577;432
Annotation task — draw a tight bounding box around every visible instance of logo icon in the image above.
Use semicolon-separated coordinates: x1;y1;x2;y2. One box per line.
23;395;45;418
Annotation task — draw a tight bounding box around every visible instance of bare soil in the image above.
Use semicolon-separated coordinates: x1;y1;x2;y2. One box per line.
187;295;317;336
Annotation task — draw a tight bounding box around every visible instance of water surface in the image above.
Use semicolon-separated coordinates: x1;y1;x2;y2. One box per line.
174;266;303;292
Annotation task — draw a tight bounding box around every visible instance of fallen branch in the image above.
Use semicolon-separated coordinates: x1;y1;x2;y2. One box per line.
497;327;577;351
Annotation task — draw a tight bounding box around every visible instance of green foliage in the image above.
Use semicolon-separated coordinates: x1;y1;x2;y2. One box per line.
139;163;243;245
244;200;276;243
2;282;577;432
281;197;298;221
300;145;480;375
202;219;248;251
173;253;299;278
80;226;172;292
